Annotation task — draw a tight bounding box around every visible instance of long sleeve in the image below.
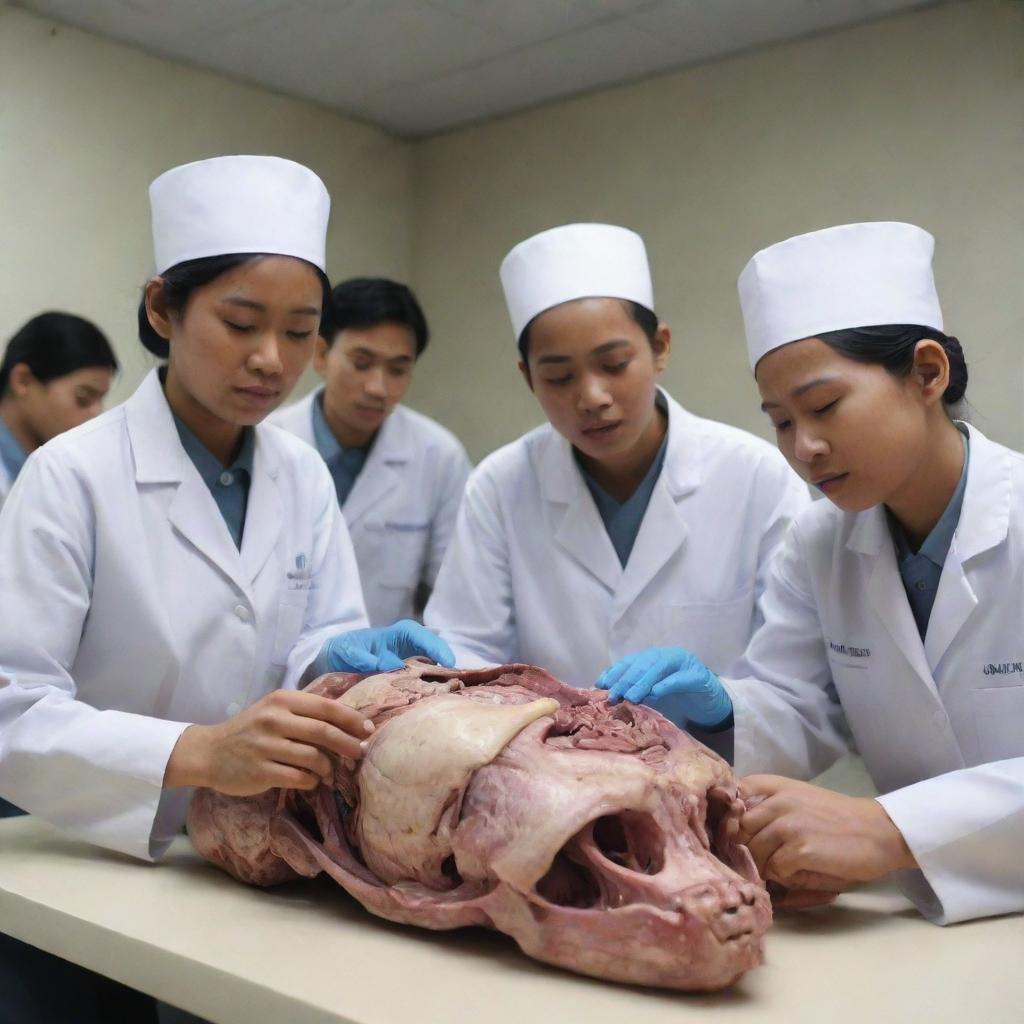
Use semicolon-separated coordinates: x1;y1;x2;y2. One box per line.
877;758;1024;924
0;452;188;861
723;521;852;780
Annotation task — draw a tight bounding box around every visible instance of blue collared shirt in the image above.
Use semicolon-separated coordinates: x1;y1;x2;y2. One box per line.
576;399;670;568
887;428;970;638
311;390;370;507
0;418;27;485
172;415;255;550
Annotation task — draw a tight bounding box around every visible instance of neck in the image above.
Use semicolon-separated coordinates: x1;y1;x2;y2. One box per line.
577;402;667;503
885;417;965;549
163;368;243;467
322;393;376;450
0;400;39;455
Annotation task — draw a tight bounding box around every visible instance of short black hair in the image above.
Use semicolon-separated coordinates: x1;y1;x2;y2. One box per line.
816;324;968;406
518;299;658;360
328;277;429;356
1;312;118;396
137;254;333;359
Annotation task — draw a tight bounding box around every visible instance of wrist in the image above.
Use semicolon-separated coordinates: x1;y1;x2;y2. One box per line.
164;723;214;789
869;799;918;872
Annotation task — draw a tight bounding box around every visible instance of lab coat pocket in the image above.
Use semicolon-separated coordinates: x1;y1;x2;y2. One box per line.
971;685;1024;762
663;588;754;675
271;587;310;665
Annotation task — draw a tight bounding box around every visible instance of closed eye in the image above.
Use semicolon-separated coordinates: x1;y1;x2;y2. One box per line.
604;361;630;374
225;321;255;333
544;375;573;386
814;400;838;416
286;330;314;341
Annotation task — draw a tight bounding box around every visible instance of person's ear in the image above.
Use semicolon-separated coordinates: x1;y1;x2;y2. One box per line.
313;335;330;377
651;323;672;372
7;363;36;398
911;339;950;407
518;359;534;392
144;277;174;340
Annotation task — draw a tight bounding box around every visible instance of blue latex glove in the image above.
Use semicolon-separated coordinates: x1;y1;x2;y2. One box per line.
322;619;455;674
595;646;732;730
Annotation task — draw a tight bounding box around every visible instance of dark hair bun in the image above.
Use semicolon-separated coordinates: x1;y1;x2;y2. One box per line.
942;334;968;405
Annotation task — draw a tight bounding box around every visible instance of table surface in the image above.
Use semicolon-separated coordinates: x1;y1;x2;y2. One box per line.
1;816;1021;1024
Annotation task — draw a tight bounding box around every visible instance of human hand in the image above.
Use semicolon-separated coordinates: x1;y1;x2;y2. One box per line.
165;689;375;795
321;619;455;674
595;646;732;729
737;775;917;894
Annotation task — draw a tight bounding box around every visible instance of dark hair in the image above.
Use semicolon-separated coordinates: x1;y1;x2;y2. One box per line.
817;324;968;406
1;312;118;397
518;299;659;360
138;254;334;359
327;277;429;356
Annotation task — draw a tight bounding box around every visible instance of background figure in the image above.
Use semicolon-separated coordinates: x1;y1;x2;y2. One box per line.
0;311;118;510
269;277;471;625
0;311;117;818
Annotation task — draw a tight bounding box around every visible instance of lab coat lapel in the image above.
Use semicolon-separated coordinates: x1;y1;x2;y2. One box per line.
536;428;621;592
126;370;251;595
849;506;939;698
239;430;283;584
925;426;1010;671
613;396;696;615
342;409;404;529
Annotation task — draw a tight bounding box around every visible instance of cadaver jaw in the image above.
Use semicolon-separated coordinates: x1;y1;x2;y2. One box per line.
188;661;772;992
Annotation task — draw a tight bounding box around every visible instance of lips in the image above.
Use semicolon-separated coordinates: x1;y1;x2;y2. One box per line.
581;421;621;439
812;472;848;493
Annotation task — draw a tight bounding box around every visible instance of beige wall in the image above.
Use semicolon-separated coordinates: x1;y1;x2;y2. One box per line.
2;2;1021;459
411;0;1024;461
0;4;413;406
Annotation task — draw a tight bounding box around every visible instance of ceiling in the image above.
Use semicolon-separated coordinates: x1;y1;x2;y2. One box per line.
14;0;940;138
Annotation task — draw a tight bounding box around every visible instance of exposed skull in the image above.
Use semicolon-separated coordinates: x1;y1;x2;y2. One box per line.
189;662;771;991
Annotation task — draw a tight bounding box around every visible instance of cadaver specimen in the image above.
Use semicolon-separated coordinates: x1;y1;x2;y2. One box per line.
188;661;771;991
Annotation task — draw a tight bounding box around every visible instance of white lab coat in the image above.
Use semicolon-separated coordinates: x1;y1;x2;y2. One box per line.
425;390;810;686
268;390;471;625
725;423;1024;925
0;370;368;861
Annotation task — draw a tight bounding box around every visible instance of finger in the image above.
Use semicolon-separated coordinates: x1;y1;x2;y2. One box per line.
374;649;405;671
271;691;375;737
271;739;334;784
621;660;672;705
331;644;379;673
596;655;638;693
768;884;839;910
735;796;788;847
275;706;370;761
398;625;455;668
739;774;790;801
648;669;701;702
742;816;792;879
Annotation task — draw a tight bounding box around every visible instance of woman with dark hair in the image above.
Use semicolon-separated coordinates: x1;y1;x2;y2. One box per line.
426;223;809;693
269;276;471;626
602;222;1023;925
0;311;117;508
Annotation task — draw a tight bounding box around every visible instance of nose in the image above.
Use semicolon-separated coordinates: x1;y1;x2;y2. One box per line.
249;331;284;376
577;373;612;414
793;423;829;464
363;366;387;399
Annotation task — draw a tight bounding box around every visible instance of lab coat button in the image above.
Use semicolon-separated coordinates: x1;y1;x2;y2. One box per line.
915;580;927;592
219;471;234;486
226;701;241;716
234;604;251;623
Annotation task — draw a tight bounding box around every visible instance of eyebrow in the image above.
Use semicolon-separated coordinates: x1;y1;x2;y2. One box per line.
352;347;413;363
536;339;631;366
223;296;320;316
760;375;840;411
